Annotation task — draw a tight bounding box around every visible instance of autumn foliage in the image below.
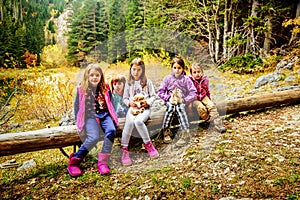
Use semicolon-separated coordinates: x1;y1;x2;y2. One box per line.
0;67;77;132
21;50;37;67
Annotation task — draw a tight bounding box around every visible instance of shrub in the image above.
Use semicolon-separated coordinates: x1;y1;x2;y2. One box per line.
1;67;76;131
219;53;263;74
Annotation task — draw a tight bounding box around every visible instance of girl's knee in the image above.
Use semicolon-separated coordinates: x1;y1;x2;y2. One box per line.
86;134;100;146
134;119;145;126
106;125;116;134
105;131;115;143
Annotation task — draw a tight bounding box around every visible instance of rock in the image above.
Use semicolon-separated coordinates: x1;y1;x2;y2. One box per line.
284;75;296;83
274;154;285;162
265;157;273;163
17;159;36;171
276;56;298;71
59;110;75;126
254;72;282;89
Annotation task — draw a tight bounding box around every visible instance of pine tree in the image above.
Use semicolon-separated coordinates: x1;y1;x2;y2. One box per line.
107;0;126;63
125;0;145;58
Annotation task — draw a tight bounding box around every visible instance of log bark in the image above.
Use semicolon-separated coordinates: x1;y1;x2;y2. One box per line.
1;89;300;157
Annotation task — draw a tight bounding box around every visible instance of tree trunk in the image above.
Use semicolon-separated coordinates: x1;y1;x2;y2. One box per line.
213;0;221;62
223;0;229;59
202;0;215;63
289;0;300;44
246;0;259;54
263;16;272;53
1;89;300;157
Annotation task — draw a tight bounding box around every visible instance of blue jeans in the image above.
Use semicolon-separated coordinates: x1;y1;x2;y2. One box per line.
75;111;116;158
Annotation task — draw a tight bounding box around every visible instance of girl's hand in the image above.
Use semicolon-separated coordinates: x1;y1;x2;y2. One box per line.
187;103;192;112
129;101;137;107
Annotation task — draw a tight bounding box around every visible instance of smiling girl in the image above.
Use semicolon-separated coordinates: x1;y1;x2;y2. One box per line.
120;58;159;166
157;57;197;146
69;64;118;177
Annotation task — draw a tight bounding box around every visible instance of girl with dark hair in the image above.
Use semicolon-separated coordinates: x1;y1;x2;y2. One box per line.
158;57;197;146
121;58;159;166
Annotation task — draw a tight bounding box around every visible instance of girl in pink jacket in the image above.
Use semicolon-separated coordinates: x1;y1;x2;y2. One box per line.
189;62;226;133
69;64;118;177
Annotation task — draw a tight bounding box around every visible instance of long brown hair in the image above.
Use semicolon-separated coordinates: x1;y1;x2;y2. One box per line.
128;58;147;88
80;63;107;96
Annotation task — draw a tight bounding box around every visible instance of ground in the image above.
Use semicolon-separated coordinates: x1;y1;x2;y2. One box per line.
0;103;299;199
0;62;299;199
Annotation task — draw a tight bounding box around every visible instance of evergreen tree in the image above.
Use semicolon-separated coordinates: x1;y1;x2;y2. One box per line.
125;0;145;58
0;0;68;68
107;0;126;63
67;0;110;66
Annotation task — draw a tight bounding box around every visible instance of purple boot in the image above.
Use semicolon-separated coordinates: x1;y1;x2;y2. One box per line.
98;153;111;175
144;141;159;159
68;153;83;177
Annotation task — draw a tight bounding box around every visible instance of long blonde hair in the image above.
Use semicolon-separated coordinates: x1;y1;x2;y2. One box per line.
80;63;107;96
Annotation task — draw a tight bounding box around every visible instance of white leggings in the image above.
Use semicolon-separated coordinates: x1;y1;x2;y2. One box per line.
121;109;151;147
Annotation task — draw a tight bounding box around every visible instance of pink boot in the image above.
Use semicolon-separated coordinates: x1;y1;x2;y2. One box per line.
144;141;159;159
68;153;83;177
98;153;111;175
121;147;132;166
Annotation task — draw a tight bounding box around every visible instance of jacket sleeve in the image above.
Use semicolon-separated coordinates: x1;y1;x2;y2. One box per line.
184;77;197;105
146;79;156;106
199;78;210;100
157;77;171;104
122;83;130;107
74;89;79;121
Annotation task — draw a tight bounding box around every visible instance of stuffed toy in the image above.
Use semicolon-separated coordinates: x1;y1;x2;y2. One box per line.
169;88;183;105
130;93;149;115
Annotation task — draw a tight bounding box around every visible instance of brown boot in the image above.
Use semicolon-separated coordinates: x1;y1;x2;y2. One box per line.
163;128;172;143
175;129;190;147
213;118;227;133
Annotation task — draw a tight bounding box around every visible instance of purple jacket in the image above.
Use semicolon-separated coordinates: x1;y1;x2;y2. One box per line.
188;75;211;100
74;84;119;131
157;72;197;105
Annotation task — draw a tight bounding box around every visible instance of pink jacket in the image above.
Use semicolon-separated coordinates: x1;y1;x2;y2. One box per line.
188;75;211;101
74;84;119;131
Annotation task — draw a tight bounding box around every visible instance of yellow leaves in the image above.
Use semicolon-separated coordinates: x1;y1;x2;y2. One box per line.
50;9;58;16
40;45;68;68
2;68;76;124
291;27;300;34
282;17;300;34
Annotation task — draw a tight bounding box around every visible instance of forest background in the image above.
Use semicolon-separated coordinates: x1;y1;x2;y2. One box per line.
0;0;299;131
0;0;299;199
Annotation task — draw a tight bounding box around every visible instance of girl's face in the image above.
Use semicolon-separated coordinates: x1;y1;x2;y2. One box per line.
131;64;143;81
113;81;124;95
172;63;184;78
88;69;101;88
191;67;203;80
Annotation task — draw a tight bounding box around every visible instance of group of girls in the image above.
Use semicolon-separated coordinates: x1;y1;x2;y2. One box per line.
68;57;226;177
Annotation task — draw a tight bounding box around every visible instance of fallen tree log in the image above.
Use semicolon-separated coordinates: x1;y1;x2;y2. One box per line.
1;88;300;157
